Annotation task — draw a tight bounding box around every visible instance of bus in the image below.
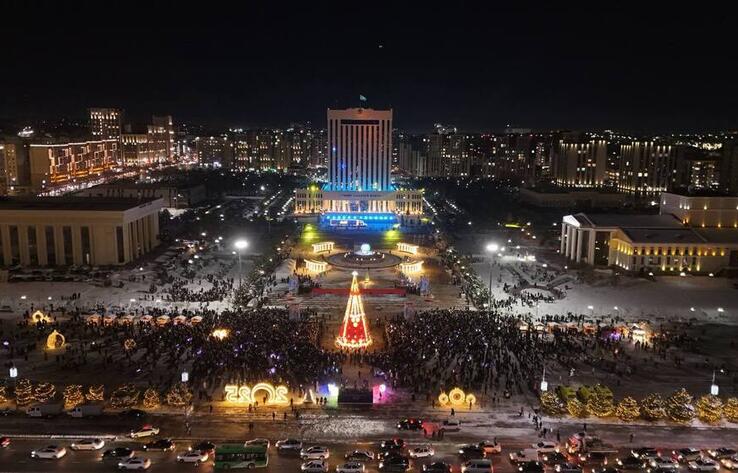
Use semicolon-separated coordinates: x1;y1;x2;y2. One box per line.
214;444;269;469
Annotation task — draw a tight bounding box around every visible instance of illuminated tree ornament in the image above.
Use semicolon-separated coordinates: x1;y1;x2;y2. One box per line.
335;271;372;349
63;385;84;408
86;385;105;402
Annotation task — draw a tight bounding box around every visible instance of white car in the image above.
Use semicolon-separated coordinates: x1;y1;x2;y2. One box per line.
688;459;720;472
301;460;329;472
130;426;160;438
276;439;303;451
721;456;738;470
532;442;559;453
31;445;67;459
70;438;105;451
302;446;330;460
177;450;209;464
479;441;502;454
337;462;365;473
409;446;435;458
650;457;679;470
245;438;271;449
118;456;152;470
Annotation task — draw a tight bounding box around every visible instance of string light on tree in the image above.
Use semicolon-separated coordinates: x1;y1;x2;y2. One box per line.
165;383;193;407
86;385;104;402
143;388;160;409
34;382;56;403
724;398;738;423
615;396;640;422
566;398;588;418
665;388;695;423
14;379;33;405
695;394;723;423
640;393;666;421
110;384;140;408
63;385;84;408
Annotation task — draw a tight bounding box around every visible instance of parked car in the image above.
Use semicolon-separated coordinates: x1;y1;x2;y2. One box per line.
409;446;435;458
631;448;660;461
541;451;568;465
442;417;461;432
301;446;330;460
244;438;270;449
556;462;583;473
397;418;423;431
688;459;720;472
31;445;67;459
70;438;105;451
616;456;646;470
478;441;502;454
337;462;366;473
533;442;559;454
276;439;303;451
461;459;493;473
510;449;540;464
720;456;738;470
191;441;216;456
707;448;736;460
649;457;679;470
672;448;702;463
459;444;486;459
177;450;209;464
423;462;453;473
118;457;152;470
345;450;375;462
518;461;545;473
102;447;134;461
379;455;410;472
142;439;175;452
301;460;328;473
130;425;159;438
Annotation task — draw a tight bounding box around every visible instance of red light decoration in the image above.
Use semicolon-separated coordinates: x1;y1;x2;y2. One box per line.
336;271;372;349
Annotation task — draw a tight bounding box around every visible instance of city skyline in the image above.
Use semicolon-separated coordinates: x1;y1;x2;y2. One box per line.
2;4;736;133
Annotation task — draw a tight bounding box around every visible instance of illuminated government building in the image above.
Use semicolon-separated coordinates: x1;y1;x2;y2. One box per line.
294;107;423;228
561;192;738;275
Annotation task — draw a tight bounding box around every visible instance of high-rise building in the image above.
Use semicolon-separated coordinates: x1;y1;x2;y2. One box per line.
720;140;738;194
327;107;392;191
148;115;175;163
195;135;231;167
121;133;149;167
617;140;676;195
0;138;33;195
295;107;423;226
89;108;122;141
552;137;607;187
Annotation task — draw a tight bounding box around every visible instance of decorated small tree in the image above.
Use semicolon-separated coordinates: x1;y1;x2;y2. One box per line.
586;384;614;417
567;398;589;418
34;382;56;403
86;385;105;402
640;393;666;421
615;396;640;422
0;386;8;404
724;398;738;423
63;385;84;408
695;395;723;423
143;388;160;409
165;383;193;407
110;384;140;408
540;391;565;416
15;379;33;406
666;388;695;423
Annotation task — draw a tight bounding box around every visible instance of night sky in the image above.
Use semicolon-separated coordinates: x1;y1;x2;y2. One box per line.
2;3;736;133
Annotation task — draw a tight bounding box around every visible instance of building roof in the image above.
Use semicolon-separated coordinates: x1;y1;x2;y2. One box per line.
621;228;706;244
570;213;682;229
693;228;738;244
0;197;161;212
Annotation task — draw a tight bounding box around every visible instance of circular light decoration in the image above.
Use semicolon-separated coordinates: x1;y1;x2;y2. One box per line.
45;330;65;350
360;243;371;254
211;328;229;340
124;339;137;351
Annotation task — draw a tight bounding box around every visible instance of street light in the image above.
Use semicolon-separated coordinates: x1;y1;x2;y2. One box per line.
540;365;548;392
181;371;189;383
485;243;500;315
711;369;723;395
234;239;249;286
9;366;17;379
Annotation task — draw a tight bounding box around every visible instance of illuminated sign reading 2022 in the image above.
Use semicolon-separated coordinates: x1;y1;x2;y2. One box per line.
224;383;290;405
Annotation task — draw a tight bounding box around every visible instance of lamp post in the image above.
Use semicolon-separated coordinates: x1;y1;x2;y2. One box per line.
485;243;499;315
9;365;17;387
711;369;723;396
540;365;548;392
234;239;249;286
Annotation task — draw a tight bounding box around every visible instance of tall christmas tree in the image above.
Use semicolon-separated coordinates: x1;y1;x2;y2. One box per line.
336;271;372;349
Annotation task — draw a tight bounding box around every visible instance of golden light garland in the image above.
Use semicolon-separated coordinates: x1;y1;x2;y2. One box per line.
615;396;640;421
165;383;193;407
211;329;229;340
86;385;105;402
63;385;84;408
34;382;56;403
0;386;9;404
438;388;476;407
695;395;723;423
143;388;160;409
15;379;33;405
123;339;137;351
31;310;51;324
110;384;140;408
725;398;738;423
45;330;66;350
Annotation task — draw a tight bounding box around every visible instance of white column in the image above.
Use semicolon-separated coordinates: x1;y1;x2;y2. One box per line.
587;230;596;264
567;226;575;260
560;224;567;254
575;230;583;263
